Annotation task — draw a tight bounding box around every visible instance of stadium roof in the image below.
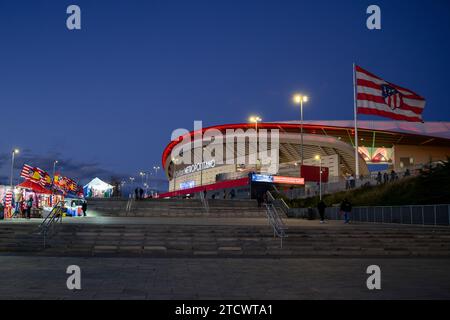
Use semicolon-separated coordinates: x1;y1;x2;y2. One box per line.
162;121;450;168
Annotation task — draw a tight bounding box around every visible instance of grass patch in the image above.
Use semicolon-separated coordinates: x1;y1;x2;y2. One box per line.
284;160;450;208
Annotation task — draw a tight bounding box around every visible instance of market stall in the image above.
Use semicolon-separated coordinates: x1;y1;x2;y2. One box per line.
16;180;53;218
84;178;114;198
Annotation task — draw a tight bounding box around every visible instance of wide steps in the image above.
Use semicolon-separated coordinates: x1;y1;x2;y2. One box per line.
1;222;450;257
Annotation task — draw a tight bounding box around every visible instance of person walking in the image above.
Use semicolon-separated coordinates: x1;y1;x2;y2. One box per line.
25;195;33;219
383;172;388;184
317;200;326;224
139;188;144;200
340;198;352;224
376;172;382;185
349;175;355;189
390;170;396;182
404;168;411;177
134;188;139;200
81;201;87;217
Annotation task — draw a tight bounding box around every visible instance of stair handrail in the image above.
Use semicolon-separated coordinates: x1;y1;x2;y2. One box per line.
37;200;64;248
199;191;209;213
267;190;290;217
264;196;287;248
126;194;134;213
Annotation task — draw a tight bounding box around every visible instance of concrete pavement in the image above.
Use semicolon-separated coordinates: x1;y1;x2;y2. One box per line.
1;256;450;300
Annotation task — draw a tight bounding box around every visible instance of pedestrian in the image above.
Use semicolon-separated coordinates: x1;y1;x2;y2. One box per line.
139;188;144;200
81;201;87;217
390;170;396;182
376;172;382;185
404;169;411;177
134;188;139;200
203;189;207;199
317;200;326;224
340;198;352;224
383;172;388;184
349;175;355;189
26;195;33;219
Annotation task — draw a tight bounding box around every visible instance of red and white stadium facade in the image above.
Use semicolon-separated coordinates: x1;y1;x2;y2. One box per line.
160;120;450;198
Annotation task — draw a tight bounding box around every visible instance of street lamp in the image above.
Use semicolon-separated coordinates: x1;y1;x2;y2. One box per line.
153;166;160;176
139;171;145;185
315;155;322;200
52;160;59;179
249;116;262;170
293;94;308;177
10;149;19;188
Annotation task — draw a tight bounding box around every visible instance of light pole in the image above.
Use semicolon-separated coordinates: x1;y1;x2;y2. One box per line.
153;166;160;190
315;155;322;200
52;160;58;179
10;149;19;188
249;116;262;171
139;171;145;186
200;147;206;186
172;158;178;192
293;94;308;177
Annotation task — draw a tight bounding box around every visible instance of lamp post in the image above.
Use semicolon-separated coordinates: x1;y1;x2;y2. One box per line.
172;158;178;192
200;147;206;186
10;149;19;188
52;160;58;179
315;155;322;200
139;171;145;186
293;94;308;177
153;166;160;190
249;116;262;171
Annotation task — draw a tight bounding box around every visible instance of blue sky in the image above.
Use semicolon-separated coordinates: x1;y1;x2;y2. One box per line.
0;0;449;185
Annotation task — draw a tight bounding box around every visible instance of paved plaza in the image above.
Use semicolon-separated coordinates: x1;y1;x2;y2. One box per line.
1;255;449;300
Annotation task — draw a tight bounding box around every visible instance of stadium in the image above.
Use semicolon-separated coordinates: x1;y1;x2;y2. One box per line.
161;120;450;198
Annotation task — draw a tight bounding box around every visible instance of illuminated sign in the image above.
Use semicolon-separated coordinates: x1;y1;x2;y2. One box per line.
252;174;305;185
180;180;195;190
176;160;216;177
251;174;273;183
273;176;304;185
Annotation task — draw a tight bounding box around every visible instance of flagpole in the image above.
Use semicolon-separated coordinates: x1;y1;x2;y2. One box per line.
353;63;360;180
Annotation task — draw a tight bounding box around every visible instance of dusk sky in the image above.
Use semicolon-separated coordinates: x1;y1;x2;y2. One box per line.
1;0;449;185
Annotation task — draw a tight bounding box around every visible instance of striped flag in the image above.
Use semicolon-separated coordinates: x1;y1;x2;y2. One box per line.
20;164;34;179
355;65;426;122
5;191;13;208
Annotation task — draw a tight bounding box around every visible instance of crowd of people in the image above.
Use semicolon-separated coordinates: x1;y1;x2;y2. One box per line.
375;169;411;185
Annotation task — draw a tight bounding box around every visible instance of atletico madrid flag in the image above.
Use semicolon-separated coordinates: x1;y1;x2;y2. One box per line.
355;65;426;122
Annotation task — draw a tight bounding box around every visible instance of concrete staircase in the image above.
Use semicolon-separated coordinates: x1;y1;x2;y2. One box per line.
1;222;450;258
87;198;267;218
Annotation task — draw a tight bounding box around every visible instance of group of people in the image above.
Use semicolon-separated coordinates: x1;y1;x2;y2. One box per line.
316;198;353;224
345;175;356;190
14;196;34;219
375;169;410;185
134;188;145;200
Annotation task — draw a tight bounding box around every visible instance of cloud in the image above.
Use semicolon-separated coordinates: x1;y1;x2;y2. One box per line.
0;151;126;185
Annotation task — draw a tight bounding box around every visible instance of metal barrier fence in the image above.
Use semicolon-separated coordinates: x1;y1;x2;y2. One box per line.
288;204;450;226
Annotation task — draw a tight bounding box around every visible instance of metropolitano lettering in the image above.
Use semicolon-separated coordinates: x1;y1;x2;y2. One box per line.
170;121;279;174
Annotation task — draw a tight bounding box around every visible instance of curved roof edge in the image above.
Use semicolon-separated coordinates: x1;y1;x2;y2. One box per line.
162;121;450;169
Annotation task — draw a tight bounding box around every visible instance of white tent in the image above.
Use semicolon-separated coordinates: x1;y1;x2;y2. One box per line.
84;178;114;198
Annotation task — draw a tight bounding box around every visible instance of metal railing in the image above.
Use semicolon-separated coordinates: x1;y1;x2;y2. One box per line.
320;204;450;226
264;192;288;248
125;194;134;213
37;201;64;248
199;191;209;214
267;191;290;218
